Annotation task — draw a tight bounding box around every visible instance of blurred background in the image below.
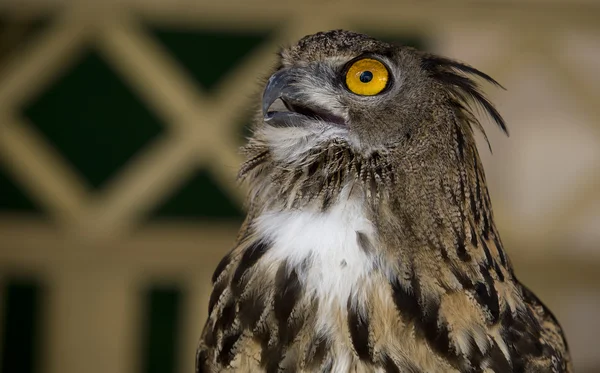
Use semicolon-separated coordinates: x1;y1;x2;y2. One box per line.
0;0;598;372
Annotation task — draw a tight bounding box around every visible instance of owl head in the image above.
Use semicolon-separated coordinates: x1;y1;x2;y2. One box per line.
243;30;506;212
259;30;506;162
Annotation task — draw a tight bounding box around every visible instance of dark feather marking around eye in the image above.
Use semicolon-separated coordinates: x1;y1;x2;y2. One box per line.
217;330;242;365
347;304;371;360
231;240;269;296
212;251;232;284
274;262;302;346
421;55;507;135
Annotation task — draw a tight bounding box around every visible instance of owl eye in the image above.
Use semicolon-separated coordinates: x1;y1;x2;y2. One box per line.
345;58;389;96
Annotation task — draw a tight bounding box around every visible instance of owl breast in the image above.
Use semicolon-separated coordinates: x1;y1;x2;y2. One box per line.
255;185;376;333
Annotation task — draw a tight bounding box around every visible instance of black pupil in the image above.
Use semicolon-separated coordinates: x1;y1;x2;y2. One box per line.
359;71;373;83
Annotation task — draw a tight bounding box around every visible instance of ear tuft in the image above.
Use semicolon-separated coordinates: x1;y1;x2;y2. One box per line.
421;55;508;136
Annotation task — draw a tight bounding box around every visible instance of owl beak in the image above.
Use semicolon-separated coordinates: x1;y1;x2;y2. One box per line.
262;69;301;120
262;69;346;127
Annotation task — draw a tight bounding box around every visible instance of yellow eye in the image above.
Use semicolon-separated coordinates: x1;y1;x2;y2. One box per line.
345;58;389;96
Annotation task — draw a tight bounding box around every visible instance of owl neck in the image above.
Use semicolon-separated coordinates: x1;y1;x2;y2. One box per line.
239;133;512;285
219;160;515;370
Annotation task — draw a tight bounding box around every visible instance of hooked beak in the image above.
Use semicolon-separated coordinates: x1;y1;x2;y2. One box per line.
262;69;346;127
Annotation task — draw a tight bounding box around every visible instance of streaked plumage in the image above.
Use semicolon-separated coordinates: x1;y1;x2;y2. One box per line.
197;30;571;373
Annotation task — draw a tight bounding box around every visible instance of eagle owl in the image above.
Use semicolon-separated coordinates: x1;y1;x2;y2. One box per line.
197;30;572;373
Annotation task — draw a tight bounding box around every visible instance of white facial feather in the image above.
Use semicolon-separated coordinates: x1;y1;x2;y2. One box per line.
255;186;375;333
259;124;345;164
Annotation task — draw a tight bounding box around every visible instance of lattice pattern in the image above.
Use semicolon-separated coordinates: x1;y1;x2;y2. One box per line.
0;1;599;372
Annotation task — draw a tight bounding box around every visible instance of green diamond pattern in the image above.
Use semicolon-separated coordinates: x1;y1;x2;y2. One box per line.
151;27;273;91
22;49;164;189
152;169;243;220
1;279;43;373
0;167;41;212
141;286;182;373
147;27;272;219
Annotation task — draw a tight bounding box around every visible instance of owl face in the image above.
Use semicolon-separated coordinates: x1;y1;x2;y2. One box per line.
261;30;440;158
260;30;505;165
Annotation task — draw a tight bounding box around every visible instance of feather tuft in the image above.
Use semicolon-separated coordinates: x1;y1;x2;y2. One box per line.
421;55;508;137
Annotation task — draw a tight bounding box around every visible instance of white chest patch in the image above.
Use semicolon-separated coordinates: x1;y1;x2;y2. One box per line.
255;190;376;332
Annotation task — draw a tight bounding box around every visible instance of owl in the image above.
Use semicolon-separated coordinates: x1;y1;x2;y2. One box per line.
197;30;572;373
